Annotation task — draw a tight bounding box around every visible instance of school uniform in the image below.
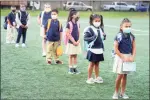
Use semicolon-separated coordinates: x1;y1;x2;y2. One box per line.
15;10;30;44
39;11;51;37
6;12;16;43
65;21;82;55
84;26;104;62
44;19;62;60
113;32;135;74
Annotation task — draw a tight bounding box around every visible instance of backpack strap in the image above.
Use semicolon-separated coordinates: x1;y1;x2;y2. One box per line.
46;19;51;32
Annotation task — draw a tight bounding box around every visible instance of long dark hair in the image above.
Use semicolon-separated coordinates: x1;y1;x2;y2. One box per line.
89;14;104;28
120;18;131;32
67;9;78;22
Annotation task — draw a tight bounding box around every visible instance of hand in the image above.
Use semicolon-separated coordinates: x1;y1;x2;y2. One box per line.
9;25;13;28
122;56;131;62
58;40;61;45
43;35;47;39
73;42;78;46
129;56;134;62
24;25;28;29
21;25;25;28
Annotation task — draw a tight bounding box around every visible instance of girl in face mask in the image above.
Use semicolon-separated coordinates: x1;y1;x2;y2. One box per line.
83;14;105;84
112;18;136;99
65;9;81;74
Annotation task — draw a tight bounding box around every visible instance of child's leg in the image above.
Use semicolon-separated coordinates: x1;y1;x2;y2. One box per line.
120;74;127;95
69;55;73;68
42;38;46;54
16;27;22;43
88;62;95;79
114;74;124;93
94;62;99;78
11;27;16;42
22;28;27;44
73;54;77;67
46;42;53;63
6;25;12;43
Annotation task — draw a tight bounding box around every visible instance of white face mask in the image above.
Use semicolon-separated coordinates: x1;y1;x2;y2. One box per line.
51;15;57;19
93;22;101;28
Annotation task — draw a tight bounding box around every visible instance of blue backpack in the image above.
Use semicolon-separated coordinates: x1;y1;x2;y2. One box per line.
3;16;7;30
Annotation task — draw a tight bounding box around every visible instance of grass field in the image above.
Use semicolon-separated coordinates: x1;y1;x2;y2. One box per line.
1;10;149;99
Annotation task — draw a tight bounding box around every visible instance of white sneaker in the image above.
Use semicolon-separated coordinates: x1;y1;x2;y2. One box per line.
22;43;26;48
86;78;95;84
11;40;15;44
112;92;119;99
94;77;103;83
15;44;19;47
120;94;129;99
42;52;46;57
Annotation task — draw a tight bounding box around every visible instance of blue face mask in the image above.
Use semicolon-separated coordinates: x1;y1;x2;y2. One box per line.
123;28;131;34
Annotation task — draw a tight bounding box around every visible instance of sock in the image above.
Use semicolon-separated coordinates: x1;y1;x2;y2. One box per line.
73;65;77;68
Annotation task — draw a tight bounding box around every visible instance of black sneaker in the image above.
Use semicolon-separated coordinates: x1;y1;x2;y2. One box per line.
68;68;74;74
73;68;80;74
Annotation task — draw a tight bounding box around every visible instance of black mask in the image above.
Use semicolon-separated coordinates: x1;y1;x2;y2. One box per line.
12;10;16;12
75;17;80;22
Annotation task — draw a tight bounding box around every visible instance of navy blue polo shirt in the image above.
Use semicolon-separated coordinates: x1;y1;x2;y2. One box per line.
66;21;79;44
19;11;28;25
114;32;135;54
40;11;51;26
7;12;16;25
44;19;63;42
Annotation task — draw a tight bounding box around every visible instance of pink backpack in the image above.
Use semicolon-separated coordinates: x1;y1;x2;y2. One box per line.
64;21;80;45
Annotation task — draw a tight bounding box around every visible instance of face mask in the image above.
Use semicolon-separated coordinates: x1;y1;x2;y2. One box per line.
51;15;57;19
123;28;131;34
45;8;51;12
93;22;101;28
12;10;16;12
20;7;26;11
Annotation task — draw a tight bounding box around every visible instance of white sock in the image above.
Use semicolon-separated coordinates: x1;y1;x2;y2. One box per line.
73;65;77;68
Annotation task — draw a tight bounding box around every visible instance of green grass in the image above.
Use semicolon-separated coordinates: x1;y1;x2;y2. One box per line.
1;9;149;18
1;14;149;99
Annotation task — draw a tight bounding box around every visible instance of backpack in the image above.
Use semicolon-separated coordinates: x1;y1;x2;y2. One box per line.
63;21;80;45
46;19;61;33
111;33;134;58
3;16;7;30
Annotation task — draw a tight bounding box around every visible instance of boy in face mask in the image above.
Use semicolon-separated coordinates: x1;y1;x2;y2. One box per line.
15;4;30;47
6;6;17;44
44;9;63;64
37;3;51;57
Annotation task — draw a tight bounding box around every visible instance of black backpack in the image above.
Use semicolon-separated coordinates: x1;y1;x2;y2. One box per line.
3;16;7;30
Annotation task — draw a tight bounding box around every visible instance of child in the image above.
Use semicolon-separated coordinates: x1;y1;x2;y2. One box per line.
6;6;17;44
83;14;106;84
15;4;30;48
65;9;81;74
44;9;63;64
112;18;136;99
37;3;51;57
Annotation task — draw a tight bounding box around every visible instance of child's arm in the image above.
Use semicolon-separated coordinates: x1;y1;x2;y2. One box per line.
37;14;41;25
15;13;24;28
66;28;77;46
114;41;130;62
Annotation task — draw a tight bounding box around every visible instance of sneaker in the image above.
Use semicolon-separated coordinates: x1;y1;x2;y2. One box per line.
22;43;26;48
68;68;74;74
42;52;46;57
15;44;19;47
112;92;119;99
73;68;80;74
120;94;129;99
47;59;52;65
55;60;63;64
86;78;95;84
11;40;15;44
94;77;103;83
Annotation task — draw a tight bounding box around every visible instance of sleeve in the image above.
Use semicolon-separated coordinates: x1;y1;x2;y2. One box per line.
84;27;96;42
15;12;22;26
66;23;70;29
26;13;30;27
114;33;122;43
